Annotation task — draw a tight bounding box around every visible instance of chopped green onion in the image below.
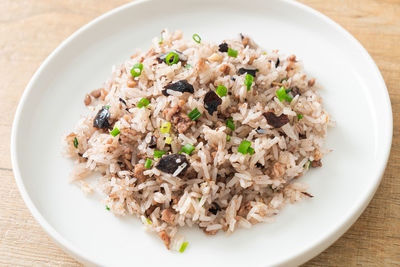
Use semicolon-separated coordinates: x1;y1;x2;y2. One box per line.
244;74;254;91
73;137;78;148
226;118;235;131
187;108;201;121
305;160;311;169
216;85;227;97
110;127;120;137
165;136;172;144
154;150;166;158
106;206;110;211
146;217;152;224
226;135;231;142
285;88;292;93
248;147;255;155
185;64;191;69
227;48;238;58
145;158;152;169
180;143;195;155
297;114;303;120
159;33;164;44
179;242;188;253
137;98;150;108
105;105;110;109
275;86;293;102
263;52;267;55
281;78;288;82
192;34;201;43
198;198;201;201
160;122;171;134
165;52;179;65
130;63;143;77
238;140;252;154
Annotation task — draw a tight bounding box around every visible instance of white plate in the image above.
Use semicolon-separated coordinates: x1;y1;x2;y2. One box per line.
11;0;392;266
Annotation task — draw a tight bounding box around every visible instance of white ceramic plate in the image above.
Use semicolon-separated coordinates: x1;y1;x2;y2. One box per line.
11;0;392;266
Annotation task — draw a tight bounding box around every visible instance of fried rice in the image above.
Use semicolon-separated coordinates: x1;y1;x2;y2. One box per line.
64;30;331;251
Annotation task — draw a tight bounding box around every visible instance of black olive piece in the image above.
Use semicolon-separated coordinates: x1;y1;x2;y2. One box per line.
240;33;244;40
156;154;189;175
209;202;221;215
218;42;229;53
263;112;289;128
119;97;127;105
149;135;157;148
204;91;222;115
299;133;307;139
231;77;236;81
275;58;280;68
93;106;110;129
162;80;194;96
238;68;257;77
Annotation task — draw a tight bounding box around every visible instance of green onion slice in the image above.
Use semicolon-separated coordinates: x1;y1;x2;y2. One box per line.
137;98;150;108
216;85;227;97
105;105;110;109
180;143;195;155
106;205;110;211
297;114;303;120
238;140;251;154
131;63;143;77
192;34;201;43
248;147;255;155
154;150;166;158
73;137;78;148
226;135;231;142
244;74;254;91
227;48;238;58
160;122;171;134
226;118;235;131
187;108;201;121
281;78;288;82
165;136;172;144
179;242;189;253
185;64;191;69
165;52;179;65
146;217;152;224
110;127;120;137
145;158;152;169
275;86;293;103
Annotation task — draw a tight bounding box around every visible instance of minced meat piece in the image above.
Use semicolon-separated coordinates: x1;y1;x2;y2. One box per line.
158;230;171;249
161;209;176;225
133;163;147;184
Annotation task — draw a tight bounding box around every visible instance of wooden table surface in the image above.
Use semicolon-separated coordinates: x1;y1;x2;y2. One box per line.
0;0;399;266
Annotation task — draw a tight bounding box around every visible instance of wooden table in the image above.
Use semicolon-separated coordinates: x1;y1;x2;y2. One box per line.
0;0;398;266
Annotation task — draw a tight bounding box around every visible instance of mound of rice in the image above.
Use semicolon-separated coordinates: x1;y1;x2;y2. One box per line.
64;30;331;251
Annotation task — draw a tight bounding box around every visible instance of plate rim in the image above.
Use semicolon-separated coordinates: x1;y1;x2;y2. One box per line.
10;0;393;266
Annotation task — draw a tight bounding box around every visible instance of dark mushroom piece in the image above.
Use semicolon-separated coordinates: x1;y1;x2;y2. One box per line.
275;58;280;68
149;135;157;148
218;42;229;53
156;154;189;176
162;80;194;96
255;127;267;134
238;68;257;77
263;111;289;128
93;106;110;129
204;91;222;115
209;202;221;215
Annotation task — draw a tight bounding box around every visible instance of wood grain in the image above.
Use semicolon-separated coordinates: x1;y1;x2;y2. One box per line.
0;0;399;266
